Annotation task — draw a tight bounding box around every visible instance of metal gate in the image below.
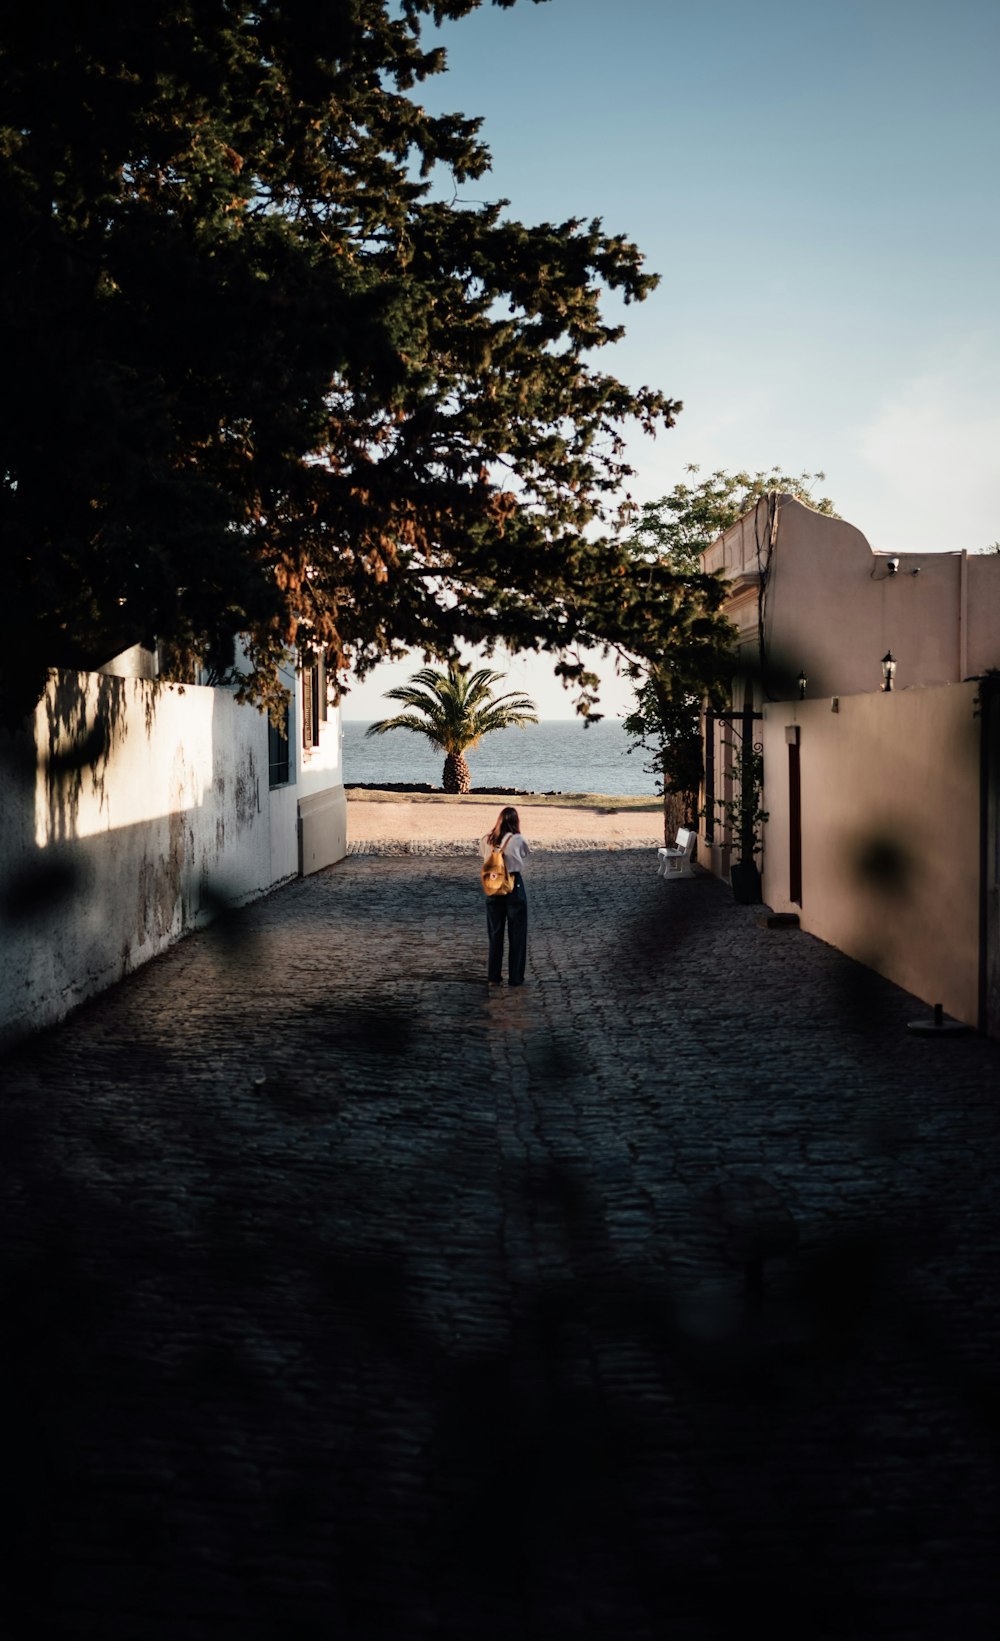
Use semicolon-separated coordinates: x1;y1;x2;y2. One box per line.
703;705;764;859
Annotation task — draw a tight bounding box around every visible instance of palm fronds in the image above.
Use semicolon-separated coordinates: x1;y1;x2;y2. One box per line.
364;662;538;774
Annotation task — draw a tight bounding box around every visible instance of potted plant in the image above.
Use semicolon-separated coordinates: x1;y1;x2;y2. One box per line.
705;741;768;904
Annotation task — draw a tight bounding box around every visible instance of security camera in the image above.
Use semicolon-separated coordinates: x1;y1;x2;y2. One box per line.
887;557;899;575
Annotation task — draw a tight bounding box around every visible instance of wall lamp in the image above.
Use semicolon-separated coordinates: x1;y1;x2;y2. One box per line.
881;650;896;692
797;669;807;700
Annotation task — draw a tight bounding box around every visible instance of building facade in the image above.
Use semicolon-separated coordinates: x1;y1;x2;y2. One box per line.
697;496;1000;1034
0;652;347;1048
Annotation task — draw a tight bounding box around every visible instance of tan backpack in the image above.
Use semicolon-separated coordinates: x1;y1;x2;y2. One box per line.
481;835;514;896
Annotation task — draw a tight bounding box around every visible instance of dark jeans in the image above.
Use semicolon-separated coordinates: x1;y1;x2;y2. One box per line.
486;872;527;984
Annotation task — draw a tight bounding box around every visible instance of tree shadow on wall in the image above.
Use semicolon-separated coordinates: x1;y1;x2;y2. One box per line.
0;670;172;1034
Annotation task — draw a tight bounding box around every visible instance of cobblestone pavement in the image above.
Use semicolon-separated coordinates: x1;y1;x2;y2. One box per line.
1;847;998;1641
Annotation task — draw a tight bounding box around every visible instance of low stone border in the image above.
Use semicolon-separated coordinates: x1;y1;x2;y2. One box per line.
347;837;663;856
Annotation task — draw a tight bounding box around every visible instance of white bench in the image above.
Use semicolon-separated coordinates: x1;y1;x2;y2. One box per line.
657;827;696;879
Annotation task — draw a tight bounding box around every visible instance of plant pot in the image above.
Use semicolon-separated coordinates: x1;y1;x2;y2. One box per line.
730;859;762;905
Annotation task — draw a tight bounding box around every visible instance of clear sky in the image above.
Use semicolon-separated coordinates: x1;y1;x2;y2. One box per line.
345;0;1000;719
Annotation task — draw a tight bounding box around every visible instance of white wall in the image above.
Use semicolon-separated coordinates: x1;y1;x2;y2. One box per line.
283;660;347;874
0;667;345;1047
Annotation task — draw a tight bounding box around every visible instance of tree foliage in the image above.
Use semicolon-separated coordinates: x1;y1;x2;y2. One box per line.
0;0;734;726
622;466;836;827
623;465;836;571
365;660;537;792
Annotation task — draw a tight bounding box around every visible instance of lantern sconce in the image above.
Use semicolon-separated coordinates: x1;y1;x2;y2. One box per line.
797;669;807;701
881;650;896;692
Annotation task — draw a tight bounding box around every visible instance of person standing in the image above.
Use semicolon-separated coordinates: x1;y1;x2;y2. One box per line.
481;805;530;986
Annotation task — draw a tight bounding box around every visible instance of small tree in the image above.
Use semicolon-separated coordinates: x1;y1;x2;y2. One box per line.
624;466;836;571
623;677;705;843
365;662;538;794
708;742;769;863
622;466;836;840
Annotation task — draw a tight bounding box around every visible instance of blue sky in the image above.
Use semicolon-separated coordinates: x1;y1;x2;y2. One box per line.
347;0;1000;718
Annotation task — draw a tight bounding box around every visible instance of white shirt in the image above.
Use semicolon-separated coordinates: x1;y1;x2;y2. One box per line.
480;831;530;873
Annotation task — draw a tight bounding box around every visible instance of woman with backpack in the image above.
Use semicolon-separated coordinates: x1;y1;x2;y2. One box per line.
481;805;530;986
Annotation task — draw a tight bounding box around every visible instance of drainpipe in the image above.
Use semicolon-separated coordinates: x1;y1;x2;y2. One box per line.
959;549;969;679
979;675;1000;1037
704;711;716;845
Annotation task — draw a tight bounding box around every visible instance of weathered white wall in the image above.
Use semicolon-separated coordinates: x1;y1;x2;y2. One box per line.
761;682;982;1027
0;667;345;1047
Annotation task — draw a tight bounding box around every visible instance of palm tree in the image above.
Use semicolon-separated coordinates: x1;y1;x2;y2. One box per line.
365;662;538;794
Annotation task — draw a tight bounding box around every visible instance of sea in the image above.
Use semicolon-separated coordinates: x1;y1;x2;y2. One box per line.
342;719;657;797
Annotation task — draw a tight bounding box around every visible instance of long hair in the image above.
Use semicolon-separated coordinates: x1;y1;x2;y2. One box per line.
488;805;520;846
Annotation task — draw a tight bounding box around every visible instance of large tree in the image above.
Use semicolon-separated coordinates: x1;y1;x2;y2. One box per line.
0;0;732;728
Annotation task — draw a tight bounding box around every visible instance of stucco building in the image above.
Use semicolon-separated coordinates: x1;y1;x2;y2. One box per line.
697;495;1000;1035
700;493;1000;702
0;648;347;1047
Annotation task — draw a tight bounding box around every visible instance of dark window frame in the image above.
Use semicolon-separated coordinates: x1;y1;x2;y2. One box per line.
268;697;291;788
302;665;320;753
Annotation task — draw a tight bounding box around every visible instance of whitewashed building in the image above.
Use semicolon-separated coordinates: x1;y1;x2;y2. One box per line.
0;648;347;1047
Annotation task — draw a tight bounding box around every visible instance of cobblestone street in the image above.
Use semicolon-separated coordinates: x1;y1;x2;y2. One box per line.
1;845;998;1640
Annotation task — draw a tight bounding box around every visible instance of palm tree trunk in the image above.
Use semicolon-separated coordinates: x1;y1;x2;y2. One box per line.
443;751;471;794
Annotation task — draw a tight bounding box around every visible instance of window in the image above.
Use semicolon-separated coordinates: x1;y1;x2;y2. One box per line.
269;698;290;787
301;665;320;752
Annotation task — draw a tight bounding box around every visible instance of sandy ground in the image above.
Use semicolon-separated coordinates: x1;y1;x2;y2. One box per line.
346;795;664;845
